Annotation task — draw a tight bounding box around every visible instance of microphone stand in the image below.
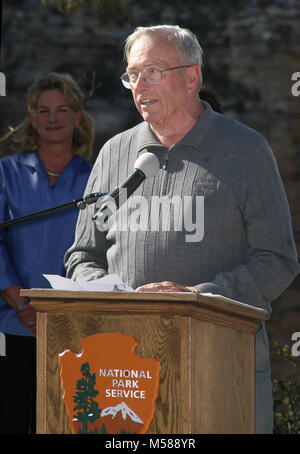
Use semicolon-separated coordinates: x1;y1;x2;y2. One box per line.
0;192;103;228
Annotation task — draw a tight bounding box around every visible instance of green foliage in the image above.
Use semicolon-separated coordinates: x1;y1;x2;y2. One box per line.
85;424;107;434
73;362;101;434
41;0;125;14
40;0;254;18
272;342;300;434
87;427;99;434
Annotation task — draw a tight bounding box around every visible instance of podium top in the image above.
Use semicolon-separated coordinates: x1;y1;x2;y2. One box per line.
21;288;269;334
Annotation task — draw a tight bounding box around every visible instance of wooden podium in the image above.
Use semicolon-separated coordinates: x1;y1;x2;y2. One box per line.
21;289;269;434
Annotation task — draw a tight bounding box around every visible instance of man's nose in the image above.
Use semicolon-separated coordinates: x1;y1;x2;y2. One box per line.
135;71;149;89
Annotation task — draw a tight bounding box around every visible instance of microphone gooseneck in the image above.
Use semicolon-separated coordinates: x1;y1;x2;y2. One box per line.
92;152;160;225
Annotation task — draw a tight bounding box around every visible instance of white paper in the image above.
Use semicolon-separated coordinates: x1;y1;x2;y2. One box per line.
43;274;134;292
201;292;240;302
200;292;266;311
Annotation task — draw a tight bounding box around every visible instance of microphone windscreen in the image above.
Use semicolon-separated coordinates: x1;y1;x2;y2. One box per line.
134;152;160;179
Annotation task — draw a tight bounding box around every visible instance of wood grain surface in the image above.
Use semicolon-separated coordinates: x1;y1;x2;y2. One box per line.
20;290;266;434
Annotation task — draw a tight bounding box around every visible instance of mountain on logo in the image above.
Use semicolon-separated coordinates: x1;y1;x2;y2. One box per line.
101;401;144;423
100;402;144;433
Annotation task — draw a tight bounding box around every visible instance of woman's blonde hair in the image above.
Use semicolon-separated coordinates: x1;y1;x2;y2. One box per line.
23;72;94;160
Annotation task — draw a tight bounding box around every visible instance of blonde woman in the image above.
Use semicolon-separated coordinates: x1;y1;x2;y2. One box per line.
0;72;94;433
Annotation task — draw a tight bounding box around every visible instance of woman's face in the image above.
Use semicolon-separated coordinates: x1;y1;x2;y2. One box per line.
30;88;82;147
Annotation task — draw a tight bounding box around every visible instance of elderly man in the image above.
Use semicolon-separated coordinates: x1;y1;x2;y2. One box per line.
65;25;300;433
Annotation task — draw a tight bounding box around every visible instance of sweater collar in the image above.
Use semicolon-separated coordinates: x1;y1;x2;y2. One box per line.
135;100;217;153
180;100;216;148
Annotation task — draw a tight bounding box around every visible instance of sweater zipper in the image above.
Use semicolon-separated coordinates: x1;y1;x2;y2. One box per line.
162;145;175;170
160;146;175;196
162;149;170;170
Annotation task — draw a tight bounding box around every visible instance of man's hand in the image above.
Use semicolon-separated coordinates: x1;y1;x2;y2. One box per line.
135;280;199;294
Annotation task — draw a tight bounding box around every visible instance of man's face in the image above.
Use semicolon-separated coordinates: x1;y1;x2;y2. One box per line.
126;36;191;131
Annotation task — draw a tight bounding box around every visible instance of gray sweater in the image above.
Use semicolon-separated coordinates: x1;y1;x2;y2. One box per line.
65;100;300;433
65;101;299;313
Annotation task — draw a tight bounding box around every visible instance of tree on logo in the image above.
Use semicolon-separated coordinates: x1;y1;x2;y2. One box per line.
73;362;101;433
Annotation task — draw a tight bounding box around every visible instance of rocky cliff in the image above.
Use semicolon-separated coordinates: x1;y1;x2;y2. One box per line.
1;0;300;371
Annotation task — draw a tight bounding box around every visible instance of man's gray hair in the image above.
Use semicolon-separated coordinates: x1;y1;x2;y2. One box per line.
124;25;204;88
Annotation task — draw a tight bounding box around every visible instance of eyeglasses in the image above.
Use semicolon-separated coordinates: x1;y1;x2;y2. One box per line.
120;65;194;89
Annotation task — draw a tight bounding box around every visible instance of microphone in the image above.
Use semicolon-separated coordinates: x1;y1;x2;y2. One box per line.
92;152;160;227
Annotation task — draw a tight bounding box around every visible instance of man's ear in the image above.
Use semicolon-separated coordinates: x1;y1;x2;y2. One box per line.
186;65;201;92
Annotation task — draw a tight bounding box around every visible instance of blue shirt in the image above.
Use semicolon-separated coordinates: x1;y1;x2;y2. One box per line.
0;151;92;336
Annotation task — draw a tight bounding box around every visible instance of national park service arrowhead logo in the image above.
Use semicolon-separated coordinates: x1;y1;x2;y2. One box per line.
59;332;161;434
